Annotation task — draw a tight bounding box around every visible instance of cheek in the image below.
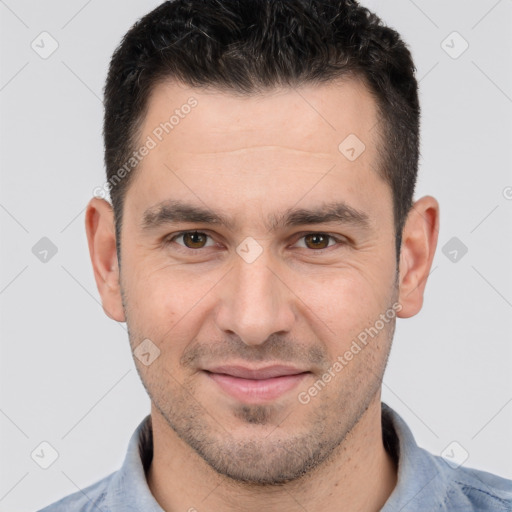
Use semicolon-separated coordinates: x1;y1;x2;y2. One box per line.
121;252;222;339
296;268;394;355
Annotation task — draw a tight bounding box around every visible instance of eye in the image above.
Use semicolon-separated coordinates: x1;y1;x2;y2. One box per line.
166;231;215;249
163;231;346;253
293;233;345;250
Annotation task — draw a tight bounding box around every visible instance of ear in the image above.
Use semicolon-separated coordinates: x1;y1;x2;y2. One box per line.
85;197;126;322
397;195;440;318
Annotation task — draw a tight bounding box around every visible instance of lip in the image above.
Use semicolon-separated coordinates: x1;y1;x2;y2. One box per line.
205;365;308;379
203;365;310;403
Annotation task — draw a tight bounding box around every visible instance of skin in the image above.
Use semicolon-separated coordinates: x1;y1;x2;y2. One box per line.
86;77;439;512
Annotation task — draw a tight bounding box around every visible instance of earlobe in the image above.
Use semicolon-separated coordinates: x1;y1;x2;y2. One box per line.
396;196;440;318
85;197;126;322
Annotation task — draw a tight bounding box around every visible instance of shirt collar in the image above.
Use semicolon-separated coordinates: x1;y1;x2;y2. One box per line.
380;402;447;511
105;414;163;511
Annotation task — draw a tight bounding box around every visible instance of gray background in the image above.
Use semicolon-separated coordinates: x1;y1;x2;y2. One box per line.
1;1;511;511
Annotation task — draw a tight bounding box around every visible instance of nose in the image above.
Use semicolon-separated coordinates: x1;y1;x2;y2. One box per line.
214;246;296;347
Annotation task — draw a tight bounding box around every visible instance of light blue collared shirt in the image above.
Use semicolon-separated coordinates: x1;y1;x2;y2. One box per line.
38;402;512;511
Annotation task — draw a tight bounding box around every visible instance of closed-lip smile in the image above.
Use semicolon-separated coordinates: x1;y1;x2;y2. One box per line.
203;364;311;403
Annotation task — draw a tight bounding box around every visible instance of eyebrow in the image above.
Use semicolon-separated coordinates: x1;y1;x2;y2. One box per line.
141;199;371;233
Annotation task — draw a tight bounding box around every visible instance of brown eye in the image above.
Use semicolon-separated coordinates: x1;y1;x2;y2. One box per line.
182;231;208;249
303;233;332;250
164;230;218;254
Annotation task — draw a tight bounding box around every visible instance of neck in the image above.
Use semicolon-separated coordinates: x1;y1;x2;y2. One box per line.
147;393;397;512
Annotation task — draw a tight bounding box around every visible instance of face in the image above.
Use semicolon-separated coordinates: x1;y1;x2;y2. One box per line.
106;78;403;484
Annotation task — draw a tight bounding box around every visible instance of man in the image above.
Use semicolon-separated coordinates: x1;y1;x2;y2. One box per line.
39;0;512;510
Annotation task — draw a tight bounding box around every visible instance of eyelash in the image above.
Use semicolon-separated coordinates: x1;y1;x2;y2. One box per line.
163;231;347;253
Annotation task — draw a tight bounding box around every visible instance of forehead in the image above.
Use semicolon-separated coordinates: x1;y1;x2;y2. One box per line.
123;77;390;231
141;76;379;158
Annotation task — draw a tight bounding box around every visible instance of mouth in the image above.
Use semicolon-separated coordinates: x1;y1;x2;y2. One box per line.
203;365;311;403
